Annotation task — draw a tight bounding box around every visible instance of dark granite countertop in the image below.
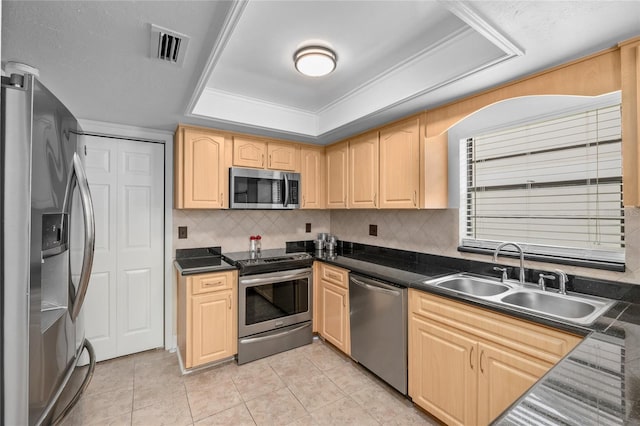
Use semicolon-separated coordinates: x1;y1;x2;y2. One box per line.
174;247;237;276
316;254;452;287
306;241;640;425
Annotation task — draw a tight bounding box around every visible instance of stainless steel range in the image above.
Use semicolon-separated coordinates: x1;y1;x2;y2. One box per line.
224;249;314;364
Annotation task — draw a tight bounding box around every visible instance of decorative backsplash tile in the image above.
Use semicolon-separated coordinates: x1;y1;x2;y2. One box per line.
330;208;640;286
174;207;640;285
173;209;330;253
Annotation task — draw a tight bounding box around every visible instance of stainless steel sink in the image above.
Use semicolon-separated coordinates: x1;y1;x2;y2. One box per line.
422;273;615;326
436;277;510;297
501;291;595;318
500;290;614;325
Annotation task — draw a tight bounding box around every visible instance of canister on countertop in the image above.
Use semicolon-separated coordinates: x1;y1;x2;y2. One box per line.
255;235;262;255
249;236;257;258
326;235;337;255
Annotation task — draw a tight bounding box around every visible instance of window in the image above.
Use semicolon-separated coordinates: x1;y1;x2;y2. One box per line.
460;101;624;269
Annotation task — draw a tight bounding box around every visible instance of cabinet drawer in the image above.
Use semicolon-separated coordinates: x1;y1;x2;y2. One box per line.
190;272;232;295
319;263;349;288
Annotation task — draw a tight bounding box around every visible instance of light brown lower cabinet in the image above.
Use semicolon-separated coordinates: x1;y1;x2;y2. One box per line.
178;270;238;369
315;262;351;355
408;289;582;425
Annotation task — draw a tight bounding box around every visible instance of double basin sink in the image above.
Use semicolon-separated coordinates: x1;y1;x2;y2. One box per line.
423;273;615;326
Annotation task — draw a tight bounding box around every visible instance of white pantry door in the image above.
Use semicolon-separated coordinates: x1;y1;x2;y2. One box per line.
81;135;164;361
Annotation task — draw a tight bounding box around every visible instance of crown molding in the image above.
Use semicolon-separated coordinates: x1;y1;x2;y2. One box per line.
316;26;471;115
184;0;249;115
440;1;524;57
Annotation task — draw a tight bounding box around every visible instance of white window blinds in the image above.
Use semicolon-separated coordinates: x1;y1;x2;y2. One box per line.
462;103;624;266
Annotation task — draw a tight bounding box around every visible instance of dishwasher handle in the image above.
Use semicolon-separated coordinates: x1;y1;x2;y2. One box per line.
350;276;402;296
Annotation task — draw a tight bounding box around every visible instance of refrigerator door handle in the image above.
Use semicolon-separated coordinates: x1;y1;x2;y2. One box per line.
70;152;95;321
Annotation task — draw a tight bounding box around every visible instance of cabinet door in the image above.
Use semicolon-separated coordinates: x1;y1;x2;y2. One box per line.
301;147;325;209
191;289;236;368
312;262;322;333
379;117;419;208
320;280;350;354
409;313;477;426
233;136;267;169
349;132;379;208
420;132;448;208
326;141;349;208
267;142;298;171
477;342;551;424
182;128;226;209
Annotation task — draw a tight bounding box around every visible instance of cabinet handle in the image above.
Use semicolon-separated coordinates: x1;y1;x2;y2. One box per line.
269;154;272;167
344;195;347;206
220;193;223;207
228;295;232;309
303;195;306;207
413;190;417;207
204;280;223;287
262;154;265;167
470;346;474;370
374;193;377;207
343;297;346;307
480;350;485;374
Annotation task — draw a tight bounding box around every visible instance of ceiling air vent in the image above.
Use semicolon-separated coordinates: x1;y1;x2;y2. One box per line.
149;24;190;66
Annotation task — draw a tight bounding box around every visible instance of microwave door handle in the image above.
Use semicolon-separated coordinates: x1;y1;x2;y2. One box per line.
70;153;96;321
283;174;289;207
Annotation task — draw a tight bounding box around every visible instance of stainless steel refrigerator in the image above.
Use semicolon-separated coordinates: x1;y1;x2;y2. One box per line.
2;73;96;425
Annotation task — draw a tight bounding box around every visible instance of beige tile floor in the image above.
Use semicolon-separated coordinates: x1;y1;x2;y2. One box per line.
61;338;440;425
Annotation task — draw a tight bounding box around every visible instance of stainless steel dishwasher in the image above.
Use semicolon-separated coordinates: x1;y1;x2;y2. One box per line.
349;274;408;394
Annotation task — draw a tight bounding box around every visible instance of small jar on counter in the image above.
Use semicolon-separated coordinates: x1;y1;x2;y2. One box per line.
255;235;262;255
249;235;257;257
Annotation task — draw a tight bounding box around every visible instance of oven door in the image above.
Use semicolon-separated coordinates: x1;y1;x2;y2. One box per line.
238;268;312;338
229;167;300;209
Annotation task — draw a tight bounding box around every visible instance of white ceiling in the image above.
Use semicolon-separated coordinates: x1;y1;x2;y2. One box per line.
3;1;640;144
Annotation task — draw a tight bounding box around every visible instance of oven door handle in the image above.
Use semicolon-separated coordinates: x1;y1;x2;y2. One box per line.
240;270;311;286
239;323;311;344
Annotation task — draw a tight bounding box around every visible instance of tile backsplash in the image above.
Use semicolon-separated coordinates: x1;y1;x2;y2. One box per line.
173;209;330;253
174;207;640;286
331;208;640;286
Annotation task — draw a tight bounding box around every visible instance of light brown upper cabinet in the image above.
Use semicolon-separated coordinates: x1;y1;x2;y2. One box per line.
326;141;349;208
233;136;299;171
267;142;298;171
379;117;420;208
419;131;449;209
621;37;640;206
174;125;228;209
300;146;325;209
232;136;267;169
348;132;379;208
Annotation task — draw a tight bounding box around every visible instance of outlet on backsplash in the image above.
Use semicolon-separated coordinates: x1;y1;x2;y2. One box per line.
306;223;311;233
178;226;188;239
369;224;378;237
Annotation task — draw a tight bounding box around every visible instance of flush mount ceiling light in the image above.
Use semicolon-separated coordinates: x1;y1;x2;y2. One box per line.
294;46;337;77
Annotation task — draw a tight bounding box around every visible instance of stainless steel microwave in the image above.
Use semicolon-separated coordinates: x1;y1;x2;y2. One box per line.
229;167;301;209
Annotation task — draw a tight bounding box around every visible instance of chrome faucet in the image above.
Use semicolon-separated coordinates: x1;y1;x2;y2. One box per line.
555;269;568;295
538;273;555;291
493;242;525;285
